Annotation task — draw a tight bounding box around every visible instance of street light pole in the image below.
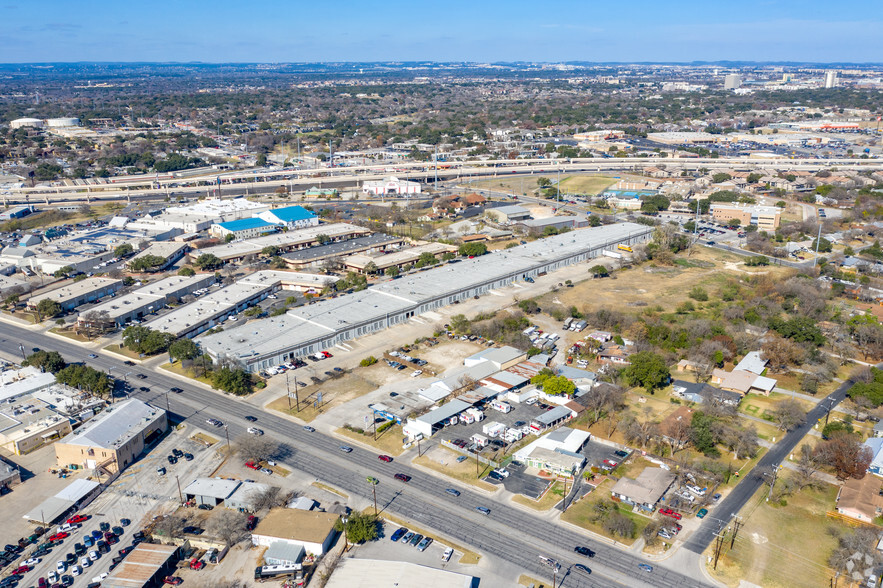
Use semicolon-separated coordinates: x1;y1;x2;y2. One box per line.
224;424;230;448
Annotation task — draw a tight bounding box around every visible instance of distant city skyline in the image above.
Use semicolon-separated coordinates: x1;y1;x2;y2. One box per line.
0;0;880;64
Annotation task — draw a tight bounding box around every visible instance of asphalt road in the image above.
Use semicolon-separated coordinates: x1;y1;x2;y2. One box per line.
0;323;710;588
683;378;855;554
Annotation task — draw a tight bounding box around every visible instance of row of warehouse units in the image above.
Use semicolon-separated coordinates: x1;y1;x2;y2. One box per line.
197;222;653;372
400;348;591;442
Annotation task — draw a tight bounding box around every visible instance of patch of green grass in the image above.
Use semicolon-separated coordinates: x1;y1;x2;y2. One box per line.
709;482;848;588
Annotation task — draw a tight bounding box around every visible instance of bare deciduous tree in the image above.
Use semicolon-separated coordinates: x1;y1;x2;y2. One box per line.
233;435;280;463
206;509;249;546
771;398;806;432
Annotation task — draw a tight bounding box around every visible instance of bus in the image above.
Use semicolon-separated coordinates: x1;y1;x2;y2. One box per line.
617;244;633;252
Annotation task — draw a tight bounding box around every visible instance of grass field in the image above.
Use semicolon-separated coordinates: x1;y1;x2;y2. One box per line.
413;446;497;492
558;175;617;195
536;246;795;317
160;361;214;387
335;424;407;456
708;483;847;588
512;480;563;511
48;327;93;343
266;372;376;423
311;481;348;499
103;343;143;361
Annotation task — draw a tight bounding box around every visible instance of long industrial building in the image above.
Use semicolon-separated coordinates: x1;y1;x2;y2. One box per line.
144;270;335;338
199;222;652;372
192;223;371;263
77;273;215;328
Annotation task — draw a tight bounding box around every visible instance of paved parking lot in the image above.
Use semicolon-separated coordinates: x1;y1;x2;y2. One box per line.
497;462;550;500
353;520;515;586
581;440;629;470
437;400;548;456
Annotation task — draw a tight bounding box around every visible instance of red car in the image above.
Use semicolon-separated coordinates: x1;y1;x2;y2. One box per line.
378;455;393;463
11;565;29;575
66;515;88;524
189;558;204;570
659;508;682;521
394;473;411;483
245;461;261;470
245;515;257;531
163;577;183;585
48;532;68;542
321;351;332;358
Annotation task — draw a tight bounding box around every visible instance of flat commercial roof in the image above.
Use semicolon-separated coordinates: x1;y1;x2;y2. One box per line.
252;508;338;544
0;366;56;402
282;234;402;263
199;223;651;365
416;400;472;426
198;223;370;260
182;477;241;500
81;274;214;321
216;217;276;232
144;270;334;336
533;405;572;426
129;242;186;262
29;277;122;306
344;242;456;270
264;205;316;223
23;479;100;524
325;558;474;588
102;543;178;588
58;399;164;449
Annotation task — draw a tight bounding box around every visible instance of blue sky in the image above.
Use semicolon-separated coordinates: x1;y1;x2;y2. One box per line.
0;0;880;63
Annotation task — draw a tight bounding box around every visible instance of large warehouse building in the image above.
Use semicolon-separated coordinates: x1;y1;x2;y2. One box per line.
199;222;651;372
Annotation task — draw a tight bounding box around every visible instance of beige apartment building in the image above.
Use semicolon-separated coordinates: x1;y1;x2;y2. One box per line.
710;204;781;231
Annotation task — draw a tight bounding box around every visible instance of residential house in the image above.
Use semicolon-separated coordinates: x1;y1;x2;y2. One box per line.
835;475;883;523
610;467;676;511
711;368;777;396
671;380;742;406
734;351;768;375
597;343;631;365
864;438;883;477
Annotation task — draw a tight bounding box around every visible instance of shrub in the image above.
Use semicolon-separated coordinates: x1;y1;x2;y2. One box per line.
360;356;378;367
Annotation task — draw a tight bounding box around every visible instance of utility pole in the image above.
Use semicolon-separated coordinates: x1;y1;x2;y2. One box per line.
766;466;779;501
175;475;183;504
562;476;570;512
730;516;743;549
373;416;377;441
713;529;727;570
814;219;823;267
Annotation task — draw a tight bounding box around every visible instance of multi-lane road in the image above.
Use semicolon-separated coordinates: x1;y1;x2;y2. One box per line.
5;155;883;206
0;322;710;588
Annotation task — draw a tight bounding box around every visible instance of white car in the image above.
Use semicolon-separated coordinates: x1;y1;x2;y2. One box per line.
89;550;99;561
48;571;59;583
492;468;509;478
72;564;82;576
56;561;66;573
24;558;40;566
411;370;422;377
81;556;91;567
442;547;453;562
247;427;264;436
